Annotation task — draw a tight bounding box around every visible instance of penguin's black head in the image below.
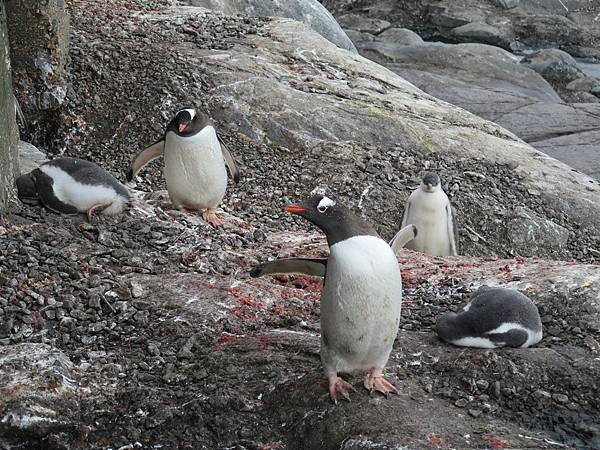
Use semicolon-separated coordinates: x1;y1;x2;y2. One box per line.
421;171;441;193
286;195;378;246
15;173;40;205
167;107;209;137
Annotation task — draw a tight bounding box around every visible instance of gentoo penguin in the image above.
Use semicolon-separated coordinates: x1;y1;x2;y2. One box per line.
127;107;239;226
252;195;403;402
436;286;543;348
252;224;418;276
394;171;458;256
16;157;129;220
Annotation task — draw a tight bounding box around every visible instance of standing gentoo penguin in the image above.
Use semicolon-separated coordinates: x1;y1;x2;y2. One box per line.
393;171;458;256
436;286;543;348
127;107;239;226
16;157;129;220
252;195;403;402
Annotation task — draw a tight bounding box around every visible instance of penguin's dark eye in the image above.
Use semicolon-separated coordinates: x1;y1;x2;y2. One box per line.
317;205;328;213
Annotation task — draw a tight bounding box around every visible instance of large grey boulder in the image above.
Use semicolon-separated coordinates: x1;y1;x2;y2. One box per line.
521;48;585;83
18;141;47;175
357;41;561;115
352;37;600;179
0;4;18;213
450;21;513;48
534;130;600;183
378;27;424;45
187;0;357;53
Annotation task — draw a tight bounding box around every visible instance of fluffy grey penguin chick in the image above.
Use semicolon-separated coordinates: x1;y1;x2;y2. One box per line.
253;195;403;403
436;286;543;348
127;107;239;226
399;171;458;256
16;157;129;220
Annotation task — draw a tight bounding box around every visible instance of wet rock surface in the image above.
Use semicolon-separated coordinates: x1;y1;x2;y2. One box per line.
324;0;600;180
1;0;599;448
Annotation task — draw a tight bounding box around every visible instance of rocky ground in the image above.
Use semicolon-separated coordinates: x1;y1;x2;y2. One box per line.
2;0;600;449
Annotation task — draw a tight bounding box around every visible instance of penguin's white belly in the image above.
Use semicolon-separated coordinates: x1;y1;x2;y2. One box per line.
404;191;451;256
163;127;227;210
41;166;126;214
320;236;402;374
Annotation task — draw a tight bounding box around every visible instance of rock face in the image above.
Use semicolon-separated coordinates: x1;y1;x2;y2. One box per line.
17;141;48;175
323;0;600;57
346;30;600;180
5;0;69;145
187;0;358;53
505;207;570;256
521;48;585;83
0;344;85;449
0;4;18;213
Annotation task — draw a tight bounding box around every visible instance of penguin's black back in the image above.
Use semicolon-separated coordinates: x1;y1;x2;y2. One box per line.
436;286;542;348
45;157;129;198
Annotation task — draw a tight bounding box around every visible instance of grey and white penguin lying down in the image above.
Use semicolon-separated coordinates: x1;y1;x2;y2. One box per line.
436;286;543;349
16;157;130;220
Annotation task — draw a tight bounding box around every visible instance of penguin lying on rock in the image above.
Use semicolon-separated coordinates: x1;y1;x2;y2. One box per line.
252;195;403;402
393;171;458;256
127;107;239;226
436;286;543;348
16;157;129;220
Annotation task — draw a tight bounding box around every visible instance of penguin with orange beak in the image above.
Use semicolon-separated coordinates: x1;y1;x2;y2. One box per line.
128;107;239;226
252;195;404;402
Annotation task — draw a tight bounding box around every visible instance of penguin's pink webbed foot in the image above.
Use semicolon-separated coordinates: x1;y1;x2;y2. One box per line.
86;203;106;222
364;368;398;397
202;208;223;227
328;374;355;403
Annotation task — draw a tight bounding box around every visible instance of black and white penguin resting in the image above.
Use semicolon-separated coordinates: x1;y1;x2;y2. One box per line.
392;171;458;256
252;195;403;402
436;286;543;349
127;107;239;226
16;157;129;220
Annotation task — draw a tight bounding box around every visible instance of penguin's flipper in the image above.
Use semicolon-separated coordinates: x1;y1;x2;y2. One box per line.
250;258;327;278
32;169;79;215
488;328;529;348
400;199;411;228
447;204;459;256
389;224;418;254
218;138;240;184
127;139;165;181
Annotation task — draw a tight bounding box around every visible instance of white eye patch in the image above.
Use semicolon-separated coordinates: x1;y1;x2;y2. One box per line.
317;196;335;213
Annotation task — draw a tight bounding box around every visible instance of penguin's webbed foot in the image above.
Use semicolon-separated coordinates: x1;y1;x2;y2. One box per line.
364;368;398;397
202;208;223;227
328;374;355;404
86;203;108;222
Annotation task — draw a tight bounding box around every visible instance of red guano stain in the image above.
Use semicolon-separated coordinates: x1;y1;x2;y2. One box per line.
261;442;284;450
215;335;243;347
228;287;264;309
489;437;509;449
427;434;451;448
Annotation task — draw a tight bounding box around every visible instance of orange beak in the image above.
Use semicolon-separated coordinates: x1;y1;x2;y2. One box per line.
179;122;190;133
286;204;306;214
